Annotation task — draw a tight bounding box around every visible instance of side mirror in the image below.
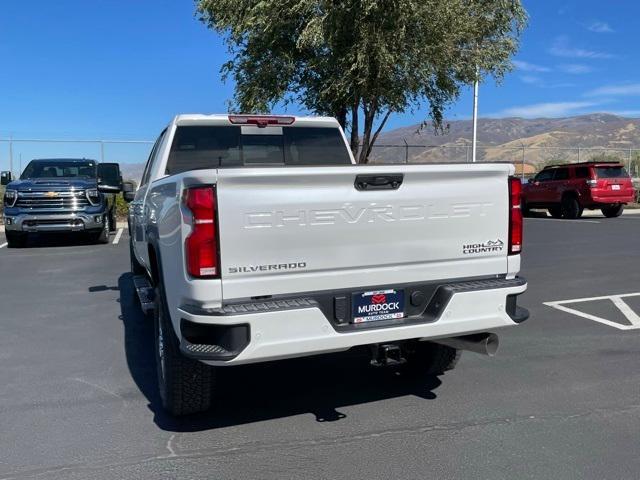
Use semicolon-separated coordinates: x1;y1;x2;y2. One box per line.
1;171;12;186
122;181;137;203
97;163;122;193
527;178;534;184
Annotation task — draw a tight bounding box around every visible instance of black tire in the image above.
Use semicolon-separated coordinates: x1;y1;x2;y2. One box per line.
561;195;581;220
108;209;117;233
403;341;462;376
154;282;214;416
130;241;146;275
548;206;563;219
94;216;110;244
521;199;530;217
6;231;27;248
601;205;624;218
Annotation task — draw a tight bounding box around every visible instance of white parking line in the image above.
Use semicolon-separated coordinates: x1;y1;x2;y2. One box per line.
112;228;124;245
526;218;600;224
544;293;640;330
0;242;7;249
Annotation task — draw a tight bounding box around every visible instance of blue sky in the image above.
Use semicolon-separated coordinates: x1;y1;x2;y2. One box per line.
478;1;640;120
0;0;639;166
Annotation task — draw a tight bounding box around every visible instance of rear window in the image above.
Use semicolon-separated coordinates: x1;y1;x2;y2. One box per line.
595;166;628;179
166;126;351;174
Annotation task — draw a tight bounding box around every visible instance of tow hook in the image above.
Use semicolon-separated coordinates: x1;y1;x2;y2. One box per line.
370;344;406;367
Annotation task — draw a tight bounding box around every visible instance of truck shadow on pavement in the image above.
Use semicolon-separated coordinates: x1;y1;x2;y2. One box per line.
524;210;605;220
118;273;444;433
16;232;102;249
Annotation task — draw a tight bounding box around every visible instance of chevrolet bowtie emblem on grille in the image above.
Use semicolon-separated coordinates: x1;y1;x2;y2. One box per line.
45;191;59;197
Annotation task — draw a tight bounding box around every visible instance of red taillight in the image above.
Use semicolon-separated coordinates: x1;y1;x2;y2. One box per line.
228;115;295;127
509;177;523;255
184;186;219;278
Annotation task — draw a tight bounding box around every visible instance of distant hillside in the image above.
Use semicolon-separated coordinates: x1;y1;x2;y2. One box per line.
120;163;145;184
372;113;640;165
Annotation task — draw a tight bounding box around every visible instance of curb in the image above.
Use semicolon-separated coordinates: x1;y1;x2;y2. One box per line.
582;209;640;217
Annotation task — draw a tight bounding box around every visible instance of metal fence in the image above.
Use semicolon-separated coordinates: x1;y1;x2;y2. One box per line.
0;137;154;179
1;138;639;223
369;144;640;177
2;137;640;180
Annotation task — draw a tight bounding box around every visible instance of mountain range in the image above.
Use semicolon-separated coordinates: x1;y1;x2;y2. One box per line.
372;113;640;165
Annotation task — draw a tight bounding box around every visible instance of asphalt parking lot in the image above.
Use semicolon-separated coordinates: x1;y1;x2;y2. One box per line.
1;215;639;480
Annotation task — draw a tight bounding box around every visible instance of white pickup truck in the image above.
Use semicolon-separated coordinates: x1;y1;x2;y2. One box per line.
125;114;528;416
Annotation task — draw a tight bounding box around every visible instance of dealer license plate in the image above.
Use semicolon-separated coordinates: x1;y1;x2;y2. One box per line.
352;289;405;323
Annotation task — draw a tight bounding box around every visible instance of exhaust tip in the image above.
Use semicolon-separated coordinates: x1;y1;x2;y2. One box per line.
484;333;499;357
431;333;500;357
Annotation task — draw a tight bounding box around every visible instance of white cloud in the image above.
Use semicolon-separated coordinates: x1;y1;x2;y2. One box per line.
587;83;640;97
543;82;578;89
513;60;551;72
491;101;600;118
588;21;614;33
601;110;640;117
517;74;575;89
519;75;542;85
549;36;615;59
559;64;594;74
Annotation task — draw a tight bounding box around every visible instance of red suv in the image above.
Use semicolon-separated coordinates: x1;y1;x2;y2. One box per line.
521;162;635;219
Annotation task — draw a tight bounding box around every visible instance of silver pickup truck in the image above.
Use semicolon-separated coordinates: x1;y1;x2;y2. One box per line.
126;114;528;416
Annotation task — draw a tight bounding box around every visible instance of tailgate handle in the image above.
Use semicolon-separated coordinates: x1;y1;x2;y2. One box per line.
354;174;404;191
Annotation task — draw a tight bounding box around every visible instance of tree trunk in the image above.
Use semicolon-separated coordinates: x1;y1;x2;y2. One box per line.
350;103;359;158
365;110;392;160
358;102;375;164
336;107;347;131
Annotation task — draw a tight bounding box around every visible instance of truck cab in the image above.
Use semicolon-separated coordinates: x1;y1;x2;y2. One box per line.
1;158;123;247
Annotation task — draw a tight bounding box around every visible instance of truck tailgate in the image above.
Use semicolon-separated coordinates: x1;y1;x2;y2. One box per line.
216;164;512;300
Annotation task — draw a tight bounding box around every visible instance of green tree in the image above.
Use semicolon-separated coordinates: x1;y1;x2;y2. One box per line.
631;151;640;178
114;179;136;219
197;0;527;163
585;152;625;163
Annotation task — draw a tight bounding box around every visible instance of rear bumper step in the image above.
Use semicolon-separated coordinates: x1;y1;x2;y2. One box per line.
182;277;527;328
176;276;528;364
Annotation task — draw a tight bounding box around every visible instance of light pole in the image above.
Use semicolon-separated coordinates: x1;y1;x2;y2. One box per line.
9;135;13;177
471;67;479;163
